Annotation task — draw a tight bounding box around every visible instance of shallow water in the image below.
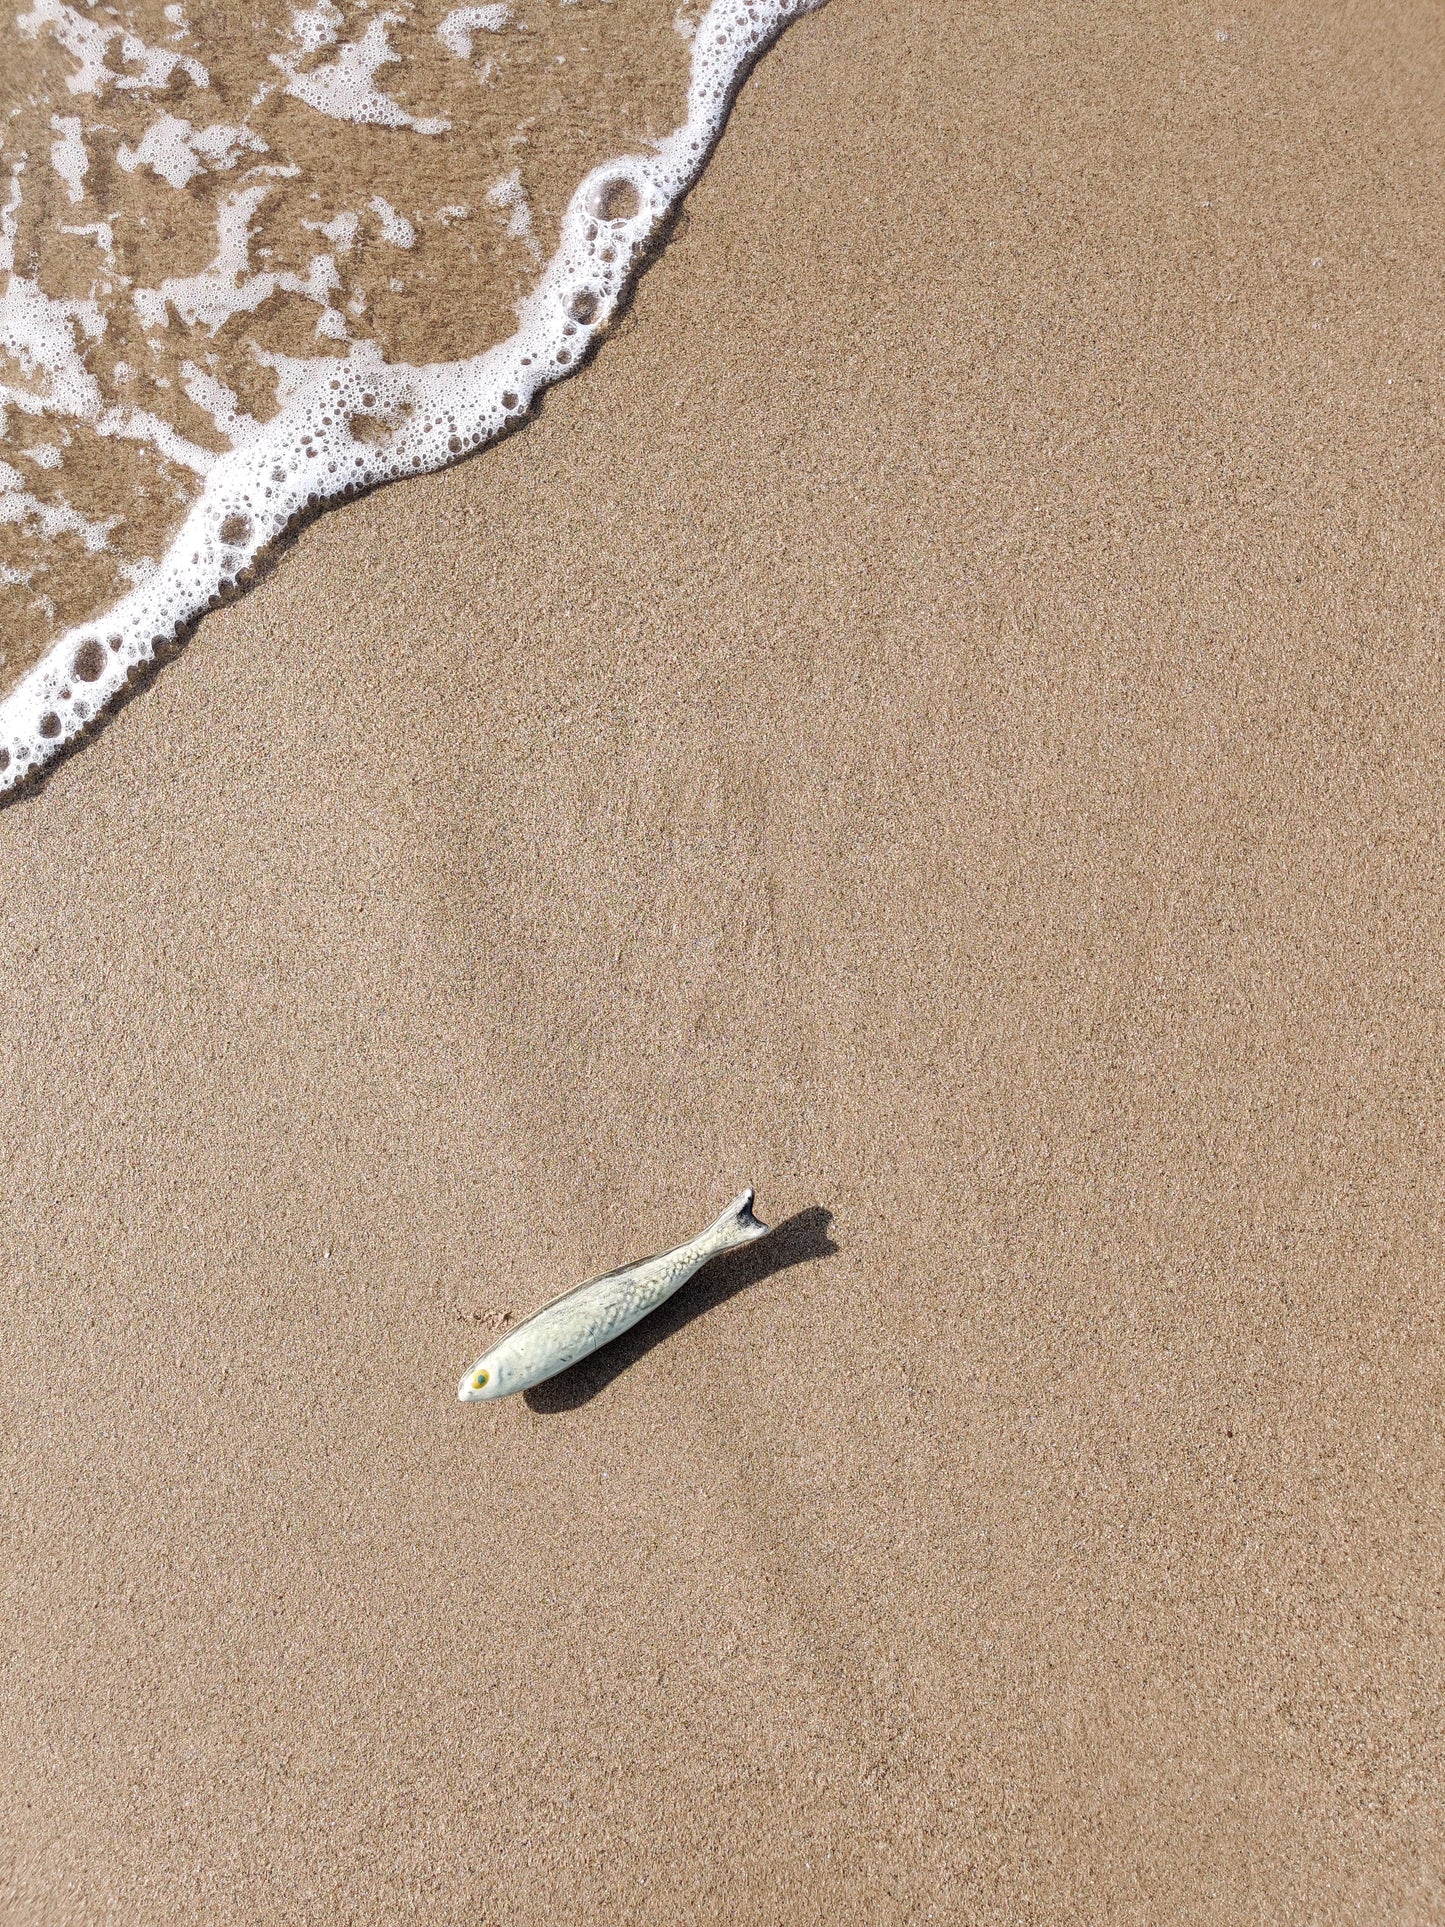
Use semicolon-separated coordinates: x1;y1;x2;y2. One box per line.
0;0;809;788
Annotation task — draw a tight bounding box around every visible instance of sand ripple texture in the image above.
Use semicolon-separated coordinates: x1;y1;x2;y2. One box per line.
0;0;817;792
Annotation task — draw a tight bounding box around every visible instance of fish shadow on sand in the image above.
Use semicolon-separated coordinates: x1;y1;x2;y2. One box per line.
523;1205;837;1414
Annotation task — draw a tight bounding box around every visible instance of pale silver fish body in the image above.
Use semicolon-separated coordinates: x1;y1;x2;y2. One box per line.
458;1190;771;1402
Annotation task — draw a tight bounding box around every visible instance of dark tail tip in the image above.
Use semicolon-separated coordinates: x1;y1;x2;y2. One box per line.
722;1187;770;1243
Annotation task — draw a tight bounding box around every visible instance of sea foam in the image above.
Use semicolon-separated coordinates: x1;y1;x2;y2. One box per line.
0;0;820;794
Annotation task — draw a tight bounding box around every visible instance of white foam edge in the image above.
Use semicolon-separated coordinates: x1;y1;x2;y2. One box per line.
0;0;823;795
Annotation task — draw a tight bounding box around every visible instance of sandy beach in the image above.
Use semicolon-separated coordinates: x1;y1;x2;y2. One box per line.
4;1;1445;1918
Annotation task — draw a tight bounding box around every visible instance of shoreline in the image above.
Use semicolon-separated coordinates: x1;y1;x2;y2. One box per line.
0;0;822;796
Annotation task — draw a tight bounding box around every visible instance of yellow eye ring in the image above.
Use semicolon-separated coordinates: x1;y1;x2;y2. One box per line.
474;1370;489;1389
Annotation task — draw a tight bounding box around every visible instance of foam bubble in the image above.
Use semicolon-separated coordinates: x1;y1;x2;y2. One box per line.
0;0;823;795
485;168;542;265
369;196;417;249
118;112;267;190
273;11;451;134
436;6;510;60
18;0;209;98
48;115;89;203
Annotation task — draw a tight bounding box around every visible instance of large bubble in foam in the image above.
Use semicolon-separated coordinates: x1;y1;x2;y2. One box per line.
0;0;823;795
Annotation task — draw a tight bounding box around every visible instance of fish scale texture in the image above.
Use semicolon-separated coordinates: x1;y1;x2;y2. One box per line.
505;1249;700;1383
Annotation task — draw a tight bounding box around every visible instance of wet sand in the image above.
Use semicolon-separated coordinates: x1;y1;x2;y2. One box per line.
0;0;695;673
4;1;1445;1919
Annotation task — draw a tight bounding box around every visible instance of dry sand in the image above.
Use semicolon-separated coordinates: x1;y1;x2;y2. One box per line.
4;1;1445;1919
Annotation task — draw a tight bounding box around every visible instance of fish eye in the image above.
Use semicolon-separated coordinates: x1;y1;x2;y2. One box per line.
473;1370;489;1390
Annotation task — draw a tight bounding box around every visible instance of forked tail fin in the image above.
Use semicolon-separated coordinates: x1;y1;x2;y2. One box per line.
706;1188;771;1251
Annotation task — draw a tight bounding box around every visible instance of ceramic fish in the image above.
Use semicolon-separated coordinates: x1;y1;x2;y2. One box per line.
458;1190;771;1401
